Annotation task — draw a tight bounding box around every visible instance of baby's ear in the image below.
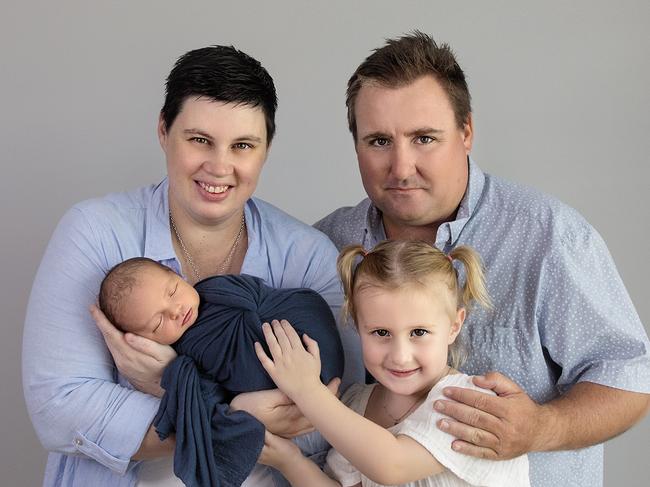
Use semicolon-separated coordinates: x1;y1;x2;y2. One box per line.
448;308;466;345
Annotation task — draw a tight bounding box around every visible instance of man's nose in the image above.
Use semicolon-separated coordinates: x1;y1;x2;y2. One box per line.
389;143;416;181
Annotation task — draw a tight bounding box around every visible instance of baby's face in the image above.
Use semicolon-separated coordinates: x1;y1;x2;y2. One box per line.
120;265;200;345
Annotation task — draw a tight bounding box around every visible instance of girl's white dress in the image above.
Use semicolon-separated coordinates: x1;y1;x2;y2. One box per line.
325;374;530;487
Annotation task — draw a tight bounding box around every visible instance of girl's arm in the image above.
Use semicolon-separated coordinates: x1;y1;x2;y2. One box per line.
259;431;345;487
255;320;445;486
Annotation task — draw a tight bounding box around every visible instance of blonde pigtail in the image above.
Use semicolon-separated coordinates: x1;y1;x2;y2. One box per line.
449;245;492;311
336;245;367;322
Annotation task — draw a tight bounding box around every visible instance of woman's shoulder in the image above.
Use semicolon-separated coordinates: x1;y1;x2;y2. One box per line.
72;181;164;217
248;197;335;246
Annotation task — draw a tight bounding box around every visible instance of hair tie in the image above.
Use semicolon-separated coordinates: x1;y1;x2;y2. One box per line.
361;249;368;257
447;254;453;263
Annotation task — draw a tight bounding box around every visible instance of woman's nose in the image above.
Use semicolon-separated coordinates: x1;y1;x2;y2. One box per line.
203;148;233;176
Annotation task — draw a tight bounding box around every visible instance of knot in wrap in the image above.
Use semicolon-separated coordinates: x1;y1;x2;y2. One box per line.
154;274;345;487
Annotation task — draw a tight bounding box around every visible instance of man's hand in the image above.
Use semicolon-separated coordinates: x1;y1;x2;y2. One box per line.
230;378;340;438
434;371;546;460
90;304;177;397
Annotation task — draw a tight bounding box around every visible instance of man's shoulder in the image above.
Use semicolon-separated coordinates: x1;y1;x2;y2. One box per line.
484;173;592;240
314;199;373;250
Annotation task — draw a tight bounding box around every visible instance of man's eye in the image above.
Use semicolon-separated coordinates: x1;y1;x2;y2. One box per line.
416;135;434;144
371;138;390;147
372;329;390;337
411;329;429;337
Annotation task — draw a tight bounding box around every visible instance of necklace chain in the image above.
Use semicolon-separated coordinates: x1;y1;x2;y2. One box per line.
382;393;425;425
382;366;451;425
169;211;245;282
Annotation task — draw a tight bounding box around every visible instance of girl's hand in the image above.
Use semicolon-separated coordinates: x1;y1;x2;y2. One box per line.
91;304;177;397
258;430;302;469
255;319;323;400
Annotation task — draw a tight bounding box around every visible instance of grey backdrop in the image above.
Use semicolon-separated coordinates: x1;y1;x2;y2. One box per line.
2;1;648;485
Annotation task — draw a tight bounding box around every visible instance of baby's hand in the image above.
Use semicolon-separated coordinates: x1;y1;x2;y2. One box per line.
255;319;322;399
258;430;302;469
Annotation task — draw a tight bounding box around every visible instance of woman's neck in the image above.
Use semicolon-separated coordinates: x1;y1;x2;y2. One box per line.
168;204;248;283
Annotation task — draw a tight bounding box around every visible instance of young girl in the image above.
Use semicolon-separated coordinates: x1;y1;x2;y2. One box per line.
255;240;530;487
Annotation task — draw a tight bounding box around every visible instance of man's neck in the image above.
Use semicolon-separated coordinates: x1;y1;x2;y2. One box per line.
383;219;439;245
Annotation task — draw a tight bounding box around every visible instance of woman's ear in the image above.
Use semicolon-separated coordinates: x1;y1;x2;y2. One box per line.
157;113;168;150
448;307;466;345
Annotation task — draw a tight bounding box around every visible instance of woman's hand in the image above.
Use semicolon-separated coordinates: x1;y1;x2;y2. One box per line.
258;430;302;469
90;304;177;397
231;378;340;438
255;319;323;399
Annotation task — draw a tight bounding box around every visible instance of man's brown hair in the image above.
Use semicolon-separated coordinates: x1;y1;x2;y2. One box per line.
346;31;471;140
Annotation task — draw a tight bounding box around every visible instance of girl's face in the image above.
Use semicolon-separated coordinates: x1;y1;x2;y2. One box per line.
355;281;465;397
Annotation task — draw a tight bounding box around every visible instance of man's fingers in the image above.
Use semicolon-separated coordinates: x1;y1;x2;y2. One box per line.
473;371;522;397
442;386;505;417
449;439;499;460
434;396;501;431
437;417;500;450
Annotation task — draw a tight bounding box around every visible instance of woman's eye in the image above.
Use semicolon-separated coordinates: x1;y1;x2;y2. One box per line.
372;329;390;337
233;142;252;150
411;329;428;337
191;137;209;144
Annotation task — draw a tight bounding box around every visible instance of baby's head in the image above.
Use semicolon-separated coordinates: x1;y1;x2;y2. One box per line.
99;257;200;345
337;241;491;374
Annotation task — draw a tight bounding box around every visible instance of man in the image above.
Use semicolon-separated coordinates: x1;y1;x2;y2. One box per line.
315;31;650;486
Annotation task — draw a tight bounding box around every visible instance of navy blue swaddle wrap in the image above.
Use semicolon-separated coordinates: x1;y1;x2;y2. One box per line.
153;274;345;487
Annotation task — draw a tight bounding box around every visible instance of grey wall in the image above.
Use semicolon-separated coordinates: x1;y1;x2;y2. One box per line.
2;1;648;485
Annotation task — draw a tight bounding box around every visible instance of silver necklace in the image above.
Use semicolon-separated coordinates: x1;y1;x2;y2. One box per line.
169;210;245;282
382;391;426;425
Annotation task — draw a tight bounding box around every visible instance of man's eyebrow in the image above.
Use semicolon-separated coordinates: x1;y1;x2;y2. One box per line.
183;129;213;139
360;132;390;142
234;135;263;144
406;127;444;137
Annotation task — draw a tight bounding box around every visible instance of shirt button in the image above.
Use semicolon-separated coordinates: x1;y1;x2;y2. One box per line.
74;438;83;447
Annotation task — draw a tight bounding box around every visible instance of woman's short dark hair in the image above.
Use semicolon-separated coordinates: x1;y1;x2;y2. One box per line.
161;45;278;144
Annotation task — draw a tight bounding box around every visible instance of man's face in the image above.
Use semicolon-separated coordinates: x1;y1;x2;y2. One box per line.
354;75;473;237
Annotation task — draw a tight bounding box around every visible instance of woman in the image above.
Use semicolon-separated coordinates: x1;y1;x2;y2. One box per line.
23;45;363;486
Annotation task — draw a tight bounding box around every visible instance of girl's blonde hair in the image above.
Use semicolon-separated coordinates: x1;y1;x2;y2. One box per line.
337;240;491;368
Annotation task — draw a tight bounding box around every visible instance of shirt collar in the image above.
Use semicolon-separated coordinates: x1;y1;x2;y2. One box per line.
364;157;486;250
143;177;177;262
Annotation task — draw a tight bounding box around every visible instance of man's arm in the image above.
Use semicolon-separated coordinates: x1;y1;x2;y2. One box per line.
434;372;650;459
